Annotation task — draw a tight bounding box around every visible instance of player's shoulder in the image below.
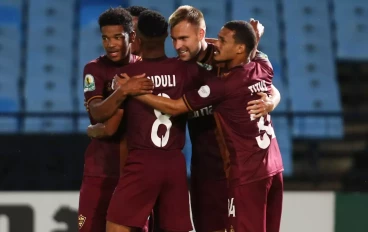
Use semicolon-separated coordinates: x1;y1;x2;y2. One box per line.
83;55;106;71
253;51;273;70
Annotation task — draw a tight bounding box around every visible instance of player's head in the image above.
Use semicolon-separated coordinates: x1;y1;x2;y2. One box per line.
136;10;168;52
168;5;206;61
125;5;149;27
98;7;134;62
214;20;256;63
125;6;149;55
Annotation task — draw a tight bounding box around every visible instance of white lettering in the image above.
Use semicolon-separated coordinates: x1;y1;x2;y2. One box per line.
147;75;176;88
248;80;268;95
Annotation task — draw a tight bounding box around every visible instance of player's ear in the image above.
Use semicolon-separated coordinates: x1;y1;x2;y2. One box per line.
198;28;205;41
237;44;245;54
129;31;136;44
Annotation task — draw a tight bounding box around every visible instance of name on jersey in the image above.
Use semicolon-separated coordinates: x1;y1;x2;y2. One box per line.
248;80;267;95
147;75;176;88
189;105;213;119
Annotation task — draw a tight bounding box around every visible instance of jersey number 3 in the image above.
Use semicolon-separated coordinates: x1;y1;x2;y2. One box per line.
251;114;275;149
151;93;172;147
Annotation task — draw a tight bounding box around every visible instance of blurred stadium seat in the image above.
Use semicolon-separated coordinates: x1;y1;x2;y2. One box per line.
282;0;344;138
24;117;73;133
0;2;22;115
182;0;227;38
232;0;281;64
25;0;75;122
333;0;368;60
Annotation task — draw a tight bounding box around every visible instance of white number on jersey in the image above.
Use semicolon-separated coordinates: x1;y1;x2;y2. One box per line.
151;93;172;147
228;198;236;217
251;114;276;149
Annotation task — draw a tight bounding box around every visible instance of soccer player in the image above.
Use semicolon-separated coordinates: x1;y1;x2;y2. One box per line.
135;20;284;232
105;10;215;232
78;7;153;232
125;6;149;55
167;5;281;232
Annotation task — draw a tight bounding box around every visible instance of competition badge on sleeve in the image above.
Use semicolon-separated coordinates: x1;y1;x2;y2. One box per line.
84;74;96;92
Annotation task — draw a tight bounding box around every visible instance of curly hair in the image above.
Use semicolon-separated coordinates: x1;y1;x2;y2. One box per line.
137;10;168;38
98;7;133;33
125;6;149;17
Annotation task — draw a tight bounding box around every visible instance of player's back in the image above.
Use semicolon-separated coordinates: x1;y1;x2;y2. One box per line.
122;57;199;151
214;54;283;186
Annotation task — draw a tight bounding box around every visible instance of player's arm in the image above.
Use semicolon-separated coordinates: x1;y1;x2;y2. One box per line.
246;85;281;118
249;18;264;60
87;109;124;138
136;78;225;116
89;75;152;123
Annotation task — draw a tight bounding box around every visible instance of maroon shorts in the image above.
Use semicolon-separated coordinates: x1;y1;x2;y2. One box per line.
227;172;283;232
191;177;228;232
78;176;119;232
107;149;192;231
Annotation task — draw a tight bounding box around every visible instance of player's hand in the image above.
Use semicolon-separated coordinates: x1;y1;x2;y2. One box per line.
246;92;274;118
249;18;264;42
205;37;218;44
87;124;101;138
117;73;153;96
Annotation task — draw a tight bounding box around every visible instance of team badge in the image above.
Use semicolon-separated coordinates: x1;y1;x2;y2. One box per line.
78;214;86;229
84;74;95;92
196;61;213;71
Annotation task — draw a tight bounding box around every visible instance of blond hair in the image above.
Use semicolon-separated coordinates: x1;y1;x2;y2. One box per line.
168;5;206;30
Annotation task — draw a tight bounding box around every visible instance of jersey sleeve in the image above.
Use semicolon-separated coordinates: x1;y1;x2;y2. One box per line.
83;62;105;105
183;77;225;111
185;61;217;91
253;51;274;77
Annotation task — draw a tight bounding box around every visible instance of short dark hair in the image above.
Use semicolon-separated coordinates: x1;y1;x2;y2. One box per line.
224;20;256;54
125;6;149;17
98;7;133;33
137;10;168;38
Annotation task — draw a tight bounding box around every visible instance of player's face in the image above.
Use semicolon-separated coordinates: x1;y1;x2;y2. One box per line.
171;20;204;61
130;16;141;55
213;27;239;62
101;25;130;62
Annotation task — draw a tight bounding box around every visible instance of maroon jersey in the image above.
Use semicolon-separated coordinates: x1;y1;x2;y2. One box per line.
183;52;284;186
188;43;226;180
82;54;141;177
121;57;209;151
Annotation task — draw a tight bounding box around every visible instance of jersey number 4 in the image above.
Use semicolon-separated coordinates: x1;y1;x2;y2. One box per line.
151;93;172;147
251;114;275;149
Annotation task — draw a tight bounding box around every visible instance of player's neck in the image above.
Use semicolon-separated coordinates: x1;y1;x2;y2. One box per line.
196;40;208;62
226;55;249;69
140;47;166;60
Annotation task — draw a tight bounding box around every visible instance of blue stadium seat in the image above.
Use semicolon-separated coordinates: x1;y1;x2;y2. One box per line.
25;80;73;112
0;80;20;112
272;116;292;176
129;0;178;57
333;0;368;60
183;0;227;38
0;5;21;92
26;0;75;82
80;0;122;7
282;0;343;138
0;117;18;133
24;117;73;133
77;116;90;133
0;0;22;7
232;0;281;64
